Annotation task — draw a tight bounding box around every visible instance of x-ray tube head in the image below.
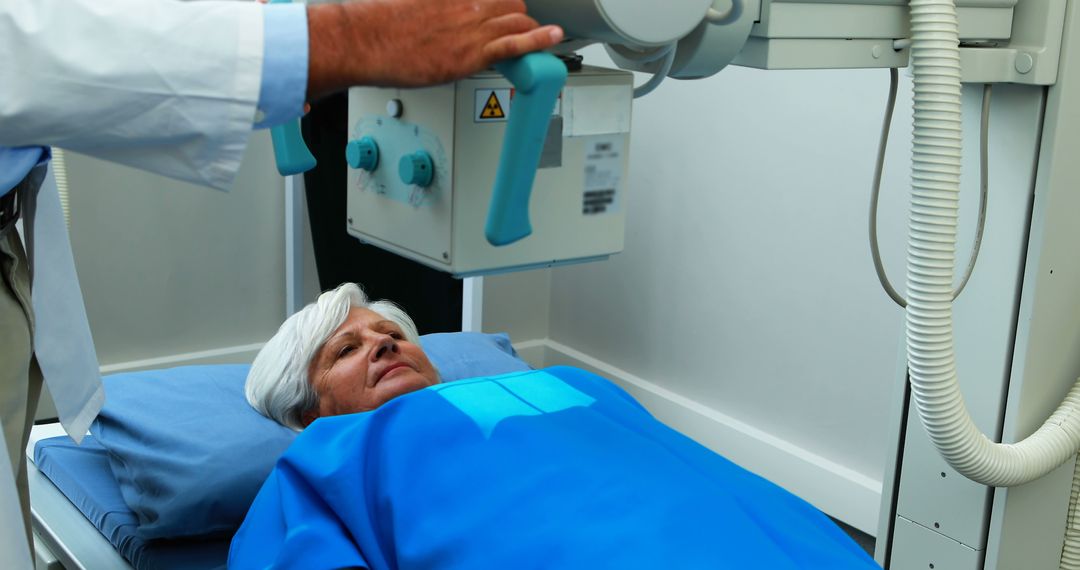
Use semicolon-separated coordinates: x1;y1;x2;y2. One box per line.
527;0;713;48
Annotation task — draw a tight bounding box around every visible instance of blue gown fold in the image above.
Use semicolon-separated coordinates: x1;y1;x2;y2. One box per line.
230;366;879;569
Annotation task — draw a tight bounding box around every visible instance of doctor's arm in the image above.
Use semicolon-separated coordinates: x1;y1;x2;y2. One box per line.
305;0;563;98
0;0;560;190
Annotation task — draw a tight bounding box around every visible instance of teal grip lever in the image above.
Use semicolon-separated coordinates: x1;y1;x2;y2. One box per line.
271;121;316;176
485;53;568;246
268;0;316;176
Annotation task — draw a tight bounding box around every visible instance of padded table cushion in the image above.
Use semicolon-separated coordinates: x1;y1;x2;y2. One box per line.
34;436;229;570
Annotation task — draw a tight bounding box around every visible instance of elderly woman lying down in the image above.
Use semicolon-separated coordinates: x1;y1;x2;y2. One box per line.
230;283;880;569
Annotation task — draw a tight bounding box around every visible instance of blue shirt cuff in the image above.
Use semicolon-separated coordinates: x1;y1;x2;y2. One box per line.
255;4;309;130
0;147;50;197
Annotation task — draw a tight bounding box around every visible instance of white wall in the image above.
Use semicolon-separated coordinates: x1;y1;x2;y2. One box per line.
33;132;336;418
482;269;552;341
545;60;909;534
482;46;1035;534
34;132;309;418
67;131;287;364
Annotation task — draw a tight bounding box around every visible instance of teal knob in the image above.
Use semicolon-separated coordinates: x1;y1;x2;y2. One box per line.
399;151;434;187
346;137;379;171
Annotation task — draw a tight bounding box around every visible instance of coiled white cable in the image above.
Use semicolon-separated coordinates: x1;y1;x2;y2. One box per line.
1062;462;1080;569
53;148;71;230
869;69;991;309
906;0;1080;487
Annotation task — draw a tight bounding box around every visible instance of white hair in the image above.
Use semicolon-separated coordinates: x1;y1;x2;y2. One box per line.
245;283;421;431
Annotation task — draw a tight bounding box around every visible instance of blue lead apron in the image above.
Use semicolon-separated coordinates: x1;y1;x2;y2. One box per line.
231;367;880;570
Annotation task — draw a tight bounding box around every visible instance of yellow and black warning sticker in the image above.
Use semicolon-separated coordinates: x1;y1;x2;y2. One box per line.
475;89;511;122
480;92;505;119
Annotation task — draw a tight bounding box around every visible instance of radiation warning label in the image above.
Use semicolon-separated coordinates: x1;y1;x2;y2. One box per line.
474;89;511;122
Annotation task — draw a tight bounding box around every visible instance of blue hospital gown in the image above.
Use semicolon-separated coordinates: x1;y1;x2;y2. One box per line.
229;367;880;569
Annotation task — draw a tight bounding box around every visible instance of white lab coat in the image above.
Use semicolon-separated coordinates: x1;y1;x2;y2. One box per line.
0;2;267;563
0;0;266;190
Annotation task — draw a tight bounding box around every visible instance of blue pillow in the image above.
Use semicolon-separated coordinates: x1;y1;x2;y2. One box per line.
91;332;530;539
421;331;531;380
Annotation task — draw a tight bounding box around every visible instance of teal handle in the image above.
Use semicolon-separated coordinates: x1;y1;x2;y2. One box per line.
485;53;568;246
270;120;316;176
269;0;316;176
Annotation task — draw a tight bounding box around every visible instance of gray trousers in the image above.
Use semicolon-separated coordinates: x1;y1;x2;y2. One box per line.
0;165;45;550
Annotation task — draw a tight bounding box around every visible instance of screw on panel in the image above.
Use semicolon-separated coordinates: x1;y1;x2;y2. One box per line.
940;472;946;478
442;252;449;260
933;522;940;529
348;218;354;225
929;564;935;569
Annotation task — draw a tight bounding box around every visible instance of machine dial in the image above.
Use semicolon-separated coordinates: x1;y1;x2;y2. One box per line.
398;151;434;187
346;137;380;171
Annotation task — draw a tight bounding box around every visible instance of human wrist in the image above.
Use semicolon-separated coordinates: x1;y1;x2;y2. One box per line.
306;3;367;100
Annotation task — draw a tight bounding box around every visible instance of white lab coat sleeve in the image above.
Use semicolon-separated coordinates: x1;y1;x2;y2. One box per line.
0;0;266;191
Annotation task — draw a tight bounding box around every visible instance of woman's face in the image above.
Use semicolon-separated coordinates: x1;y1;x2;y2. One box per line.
303;307;439;426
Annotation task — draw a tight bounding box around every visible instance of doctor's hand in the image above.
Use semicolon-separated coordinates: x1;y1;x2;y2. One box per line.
305;0;563;99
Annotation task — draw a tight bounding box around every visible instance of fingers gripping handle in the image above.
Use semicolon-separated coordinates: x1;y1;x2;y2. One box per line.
269;0;316;176
485;53;568;246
